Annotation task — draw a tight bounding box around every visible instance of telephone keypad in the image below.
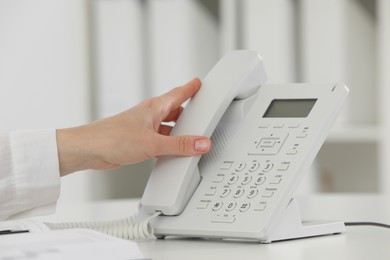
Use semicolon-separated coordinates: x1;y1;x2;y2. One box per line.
200;159;288;220
198;123;308;224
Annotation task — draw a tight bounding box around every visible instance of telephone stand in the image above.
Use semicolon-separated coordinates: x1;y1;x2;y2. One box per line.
262;198;345;243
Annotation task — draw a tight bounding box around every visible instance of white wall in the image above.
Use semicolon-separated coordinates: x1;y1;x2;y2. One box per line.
90;0;220;199
0;0;92;202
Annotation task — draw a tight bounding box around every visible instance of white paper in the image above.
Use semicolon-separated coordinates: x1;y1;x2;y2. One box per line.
0;228;145;260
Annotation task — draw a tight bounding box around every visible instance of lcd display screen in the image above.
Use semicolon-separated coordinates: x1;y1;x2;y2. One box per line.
263;99;317;118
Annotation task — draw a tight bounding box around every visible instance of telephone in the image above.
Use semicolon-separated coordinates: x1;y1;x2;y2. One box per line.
46;50;349;243
140;50;349;243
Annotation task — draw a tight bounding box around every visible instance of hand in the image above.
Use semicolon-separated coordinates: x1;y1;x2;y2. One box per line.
56;78;211;176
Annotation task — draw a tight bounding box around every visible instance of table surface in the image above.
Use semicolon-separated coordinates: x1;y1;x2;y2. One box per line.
39;194;390;260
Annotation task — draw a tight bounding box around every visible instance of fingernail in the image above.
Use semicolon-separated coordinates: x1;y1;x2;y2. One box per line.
194;139;210;152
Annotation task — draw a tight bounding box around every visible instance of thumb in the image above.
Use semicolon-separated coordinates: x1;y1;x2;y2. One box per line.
156;136;211;157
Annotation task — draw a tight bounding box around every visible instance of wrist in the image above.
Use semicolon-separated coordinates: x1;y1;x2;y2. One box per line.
56;127;92;176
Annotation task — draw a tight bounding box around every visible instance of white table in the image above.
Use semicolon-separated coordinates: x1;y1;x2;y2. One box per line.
40;194;390;260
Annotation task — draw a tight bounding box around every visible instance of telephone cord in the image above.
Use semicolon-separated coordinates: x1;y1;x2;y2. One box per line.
44;212;161;240
344;221;390;229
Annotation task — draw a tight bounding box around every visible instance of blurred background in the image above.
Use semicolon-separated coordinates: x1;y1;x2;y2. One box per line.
0;0;389;203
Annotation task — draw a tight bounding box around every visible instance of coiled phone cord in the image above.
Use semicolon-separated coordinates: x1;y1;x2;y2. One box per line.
44;212;161;240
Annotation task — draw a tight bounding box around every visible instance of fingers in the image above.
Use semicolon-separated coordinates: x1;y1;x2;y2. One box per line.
154;135;211;157
156;78;201;118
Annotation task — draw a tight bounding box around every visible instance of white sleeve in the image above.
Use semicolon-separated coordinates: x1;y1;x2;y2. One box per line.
0;129;60;220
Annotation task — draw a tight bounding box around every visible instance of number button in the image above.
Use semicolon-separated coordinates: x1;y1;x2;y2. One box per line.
226;202;237;212
239;202;251;212
248;162;260;172
212;202;223;211
262;162;274;173
220;188;231;198
241;176;252;185
227;175;239;185
233;188;245;198
254;176;266;186
235;162;246;172
247;188;258;199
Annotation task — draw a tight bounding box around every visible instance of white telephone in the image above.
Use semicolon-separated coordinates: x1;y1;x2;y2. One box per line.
140;50;349;243
46;50;349;243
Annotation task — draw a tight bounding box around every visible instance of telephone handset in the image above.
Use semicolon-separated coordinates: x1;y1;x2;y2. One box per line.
141;50;267;215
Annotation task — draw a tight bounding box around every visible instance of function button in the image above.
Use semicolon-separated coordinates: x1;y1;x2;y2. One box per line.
287;144;299;155
262;189;276;198
235;162;247;172
254;176;266;186
213;174;225;183
249;133;289;155
269;177;282;185
288;123;300;128
233;188;245;199
205;186;217;196
239;202;251;212
219;188;231;198
220;161;234;170
277;162;290;171
254;201;267;211
247;188;259;199
259;139;277;148
227;175;239;185
212;201;224;211
248;162;261;172
211;215;236;223
296;132;308;138
273;123;284;128
258;123;269;128
196;201;210;209
241;176;252;185
261;161;274;173
225;202;237;212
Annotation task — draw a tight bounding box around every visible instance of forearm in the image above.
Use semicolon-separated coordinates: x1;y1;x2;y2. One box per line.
56;127;89;177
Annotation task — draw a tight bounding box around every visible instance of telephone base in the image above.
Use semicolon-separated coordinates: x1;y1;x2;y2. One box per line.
147;198;345;243
261;198;345;243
